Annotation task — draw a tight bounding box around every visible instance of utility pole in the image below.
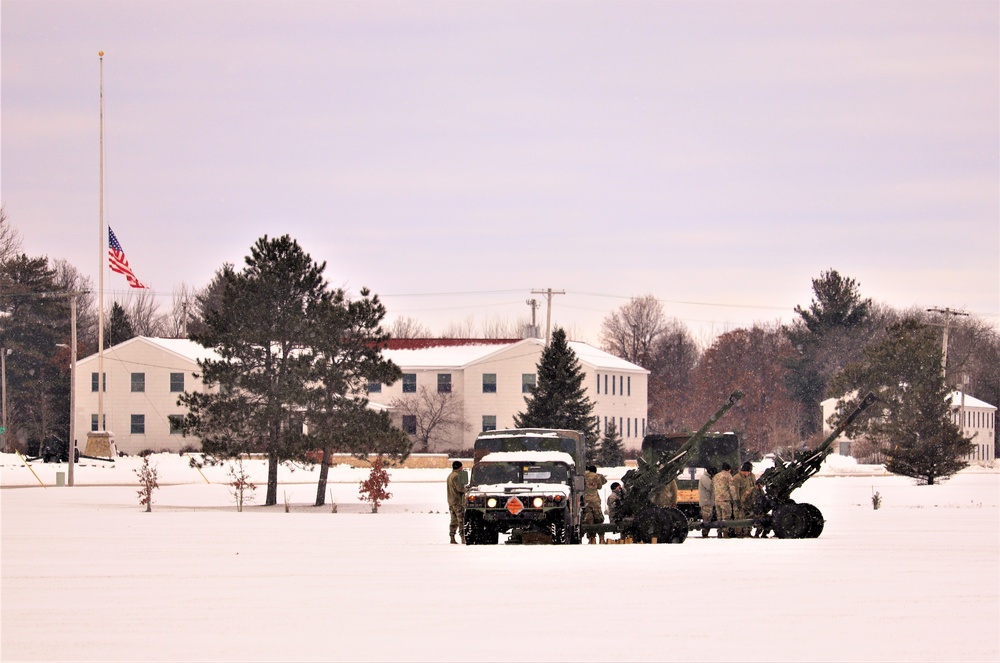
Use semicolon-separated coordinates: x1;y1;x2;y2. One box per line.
926;307;968;382
531;288;565;346
525;298;540;339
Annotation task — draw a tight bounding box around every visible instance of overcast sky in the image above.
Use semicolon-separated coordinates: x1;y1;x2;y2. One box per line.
3;0;997;344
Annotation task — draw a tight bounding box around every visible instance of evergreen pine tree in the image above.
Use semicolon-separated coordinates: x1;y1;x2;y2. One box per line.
106;301;135;347
597;418;625;467
829;318;972;484
513;328;598;444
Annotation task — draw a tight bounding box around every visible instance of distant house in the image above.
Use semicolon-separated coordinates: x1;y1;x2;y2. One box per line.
365;338;649;452
821;391;996;462
75;337;219;455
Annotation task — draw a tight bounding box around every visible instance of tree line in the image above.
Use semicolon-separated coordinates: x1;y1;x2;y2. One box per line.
2;207;997;487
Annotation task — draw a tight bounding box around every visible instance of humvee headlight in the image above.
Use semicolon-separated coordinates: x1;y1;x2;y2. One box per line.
532;497;545;508
486;497;498;508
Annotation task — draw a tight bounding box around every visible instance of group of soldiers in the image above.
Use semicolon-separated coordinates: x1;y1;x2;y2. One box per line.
699;461;769;538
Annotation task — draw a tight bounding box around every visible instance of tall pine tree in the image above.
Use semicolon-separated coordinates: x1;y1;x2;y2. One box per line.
597;417;625;467
514;328;598;448
829;318;972;484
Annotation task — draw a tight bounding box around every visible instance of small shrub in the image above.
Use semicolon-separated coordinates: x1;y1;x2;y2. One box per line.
227;458;256;512
134;456;159;512
359;456;392;513
872;489;882;510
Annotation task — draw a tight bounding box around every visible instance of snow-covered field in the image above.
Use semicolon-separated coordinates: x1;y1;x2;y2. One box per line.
2;453;998;662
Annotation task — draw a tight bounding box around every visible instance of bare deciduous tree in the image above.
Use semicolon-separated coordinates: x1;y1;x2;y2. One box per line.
389;386;469;452
600;294;667;367
389;316;432;339
124;289;167;337
0;206;22;265
166;283;197;338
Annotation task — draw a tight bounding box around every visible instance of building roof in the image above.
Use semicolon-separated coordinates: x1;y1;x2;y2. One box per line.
380;337;648;373
947;390;996;411
77;336;220;366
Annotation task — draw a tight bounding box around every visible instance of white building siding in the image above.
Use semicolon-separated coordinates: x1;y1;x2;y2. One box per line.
75;338;215;455
368;339;649;452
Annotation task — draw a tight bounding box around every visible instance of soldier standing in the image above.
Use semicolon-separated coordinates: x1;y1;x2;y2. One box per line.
447;460;466;544
606;482;624;525
652;478;679;509
698;466;717;537
712;462;736;538
732;461;757;538
583;464;607;543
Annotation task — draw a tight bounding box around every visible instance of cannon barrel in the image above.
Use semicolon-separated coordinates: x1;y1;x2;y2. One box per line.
762;391;877;504
624;390;744;509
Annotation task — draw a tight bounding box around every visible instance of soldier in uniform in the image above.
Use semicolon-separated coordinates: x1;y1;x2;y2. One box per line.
712;462;736;538
447;460;466;544
651;478;679;509
606;482;624;525
750;478;771;538
698;466;717;537
732;461;757;538
583;464;607;543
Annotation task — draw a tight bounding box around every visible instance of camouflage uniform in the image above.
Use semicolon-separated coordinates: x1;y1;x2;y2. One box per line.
712;469;736;537
698;471;715;537
583;469;607;542
731;469;757;537
447;468;466;543
606;487;623;524
651;479;678;509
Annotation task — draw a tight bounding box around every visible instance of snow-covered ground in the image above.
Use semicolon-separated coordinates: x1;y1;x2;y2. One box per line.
2;453;998;662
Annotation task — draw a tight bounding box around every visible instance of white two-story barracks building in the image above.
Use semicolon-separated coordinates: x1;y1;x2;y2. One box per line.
821;391;996;462
367;338;649;452
75;336;648;455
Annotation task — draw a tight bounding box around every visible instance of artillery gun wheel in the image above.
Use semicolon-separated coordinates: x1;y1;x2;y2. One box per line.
799;503;825;538
664;507;689;544
772;504;811;539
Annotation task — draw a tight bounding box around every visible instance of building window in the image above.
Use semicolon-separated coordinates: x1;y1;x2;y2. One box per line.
168;415;184;434
627;376;631;396
437;373;452;393
482;415;497;432
131;373;145;393
401;415;417;435
170;372;185;393
482;373;497;393
604;374;608;394
402;373;416;393
522;373;536;394
131;414;145;435
367;381;382;393
91;414;98;431
596;373;600;394
620;376;624;395
91;372;106;392
612;375;616;395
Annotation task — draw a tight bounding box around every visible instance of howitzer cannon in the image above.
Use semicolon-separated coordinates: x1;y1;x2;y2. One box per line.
614;390;745;544
756;391;878;538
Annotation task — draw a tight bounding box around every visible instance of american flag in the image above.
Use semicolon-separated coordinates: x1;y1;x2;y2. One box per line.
108;227;147;289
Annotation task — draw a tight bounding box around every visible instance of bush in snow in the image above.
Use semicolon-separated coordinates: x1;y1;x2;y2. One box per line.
358;456;392;513
134;456;159;512
228;458;256;512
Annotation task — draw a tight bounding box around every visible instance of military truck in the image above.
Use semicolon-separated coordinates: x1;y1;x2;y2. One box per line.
463;428;586;545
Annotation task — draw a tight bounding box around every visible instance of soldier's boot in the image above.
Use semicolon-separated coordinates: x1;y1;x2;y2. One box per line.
599;534;605;544
460;531;466;544
449;531;457;544
702;528;710;538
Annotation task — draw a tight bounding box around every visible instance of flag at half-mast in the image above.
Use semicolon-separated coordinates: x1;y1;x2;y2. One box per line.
108;227;147;289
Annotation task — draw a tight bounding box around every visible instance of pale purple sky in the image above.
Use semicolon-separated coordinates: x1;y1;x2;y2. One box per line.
3;0;997;344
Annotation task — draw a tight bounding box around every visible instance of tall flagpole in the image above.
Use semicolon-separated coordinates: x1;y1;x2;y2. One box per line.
97;51;105;434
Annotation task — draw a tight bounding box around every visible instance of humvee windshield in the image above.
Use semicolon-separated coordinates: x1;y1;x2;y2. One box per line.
472;462;570;485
